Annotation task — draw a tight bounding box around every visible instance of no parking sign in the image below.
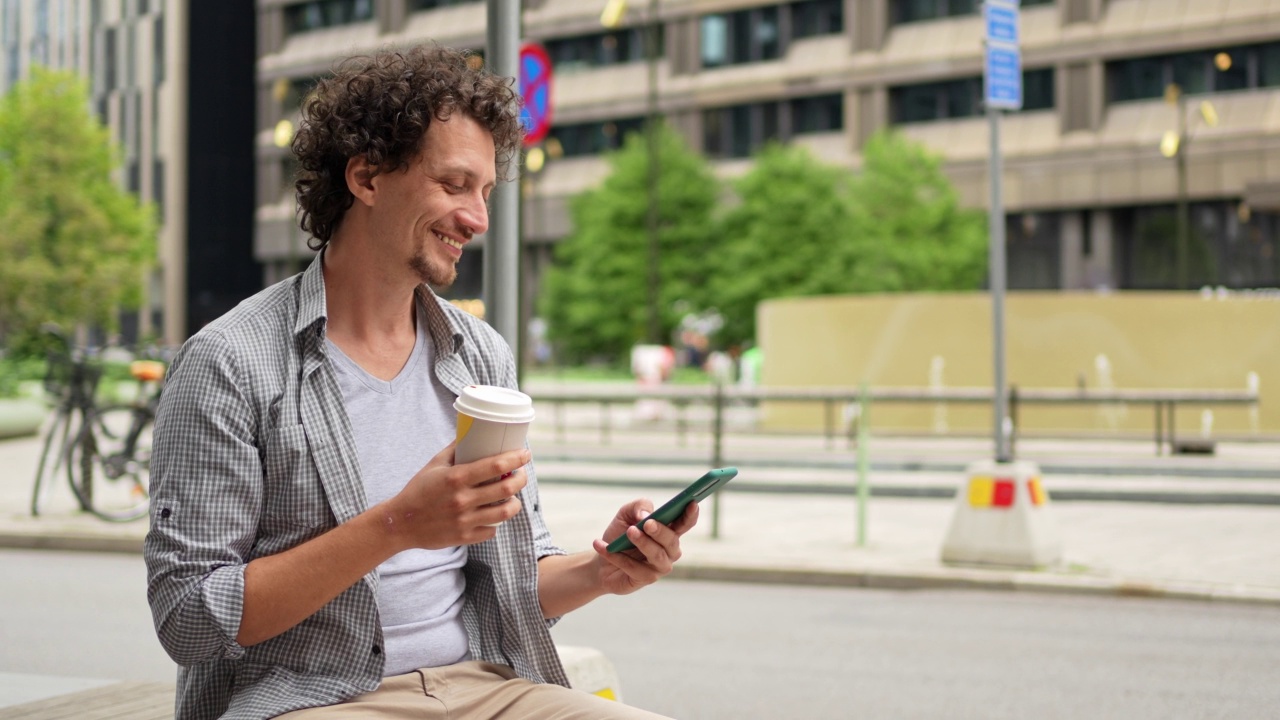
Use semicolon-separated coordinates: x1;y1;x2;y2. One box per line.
519;43;553;146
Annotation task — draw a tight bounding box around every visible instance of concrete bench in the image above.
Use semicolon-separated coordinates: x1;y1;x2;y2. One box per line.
3;646;622;719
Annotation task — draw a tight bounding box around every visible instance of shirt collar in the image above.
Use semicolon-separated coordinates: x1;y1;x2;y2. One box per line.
415;284;465;356
293;250;464;356
294;252;328;340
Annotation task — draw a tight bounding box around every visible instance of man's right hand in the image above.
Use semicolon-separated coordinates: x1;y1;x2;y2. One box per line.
382;443;530;551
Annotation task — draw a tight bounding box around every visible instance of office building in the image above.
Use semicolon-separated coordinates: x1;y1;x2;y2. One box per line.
1;0;259;344
255;0;1280;307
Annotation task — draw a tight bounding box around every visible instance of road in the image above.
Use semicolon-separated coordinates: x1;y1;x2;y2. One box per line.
2;549;1278;718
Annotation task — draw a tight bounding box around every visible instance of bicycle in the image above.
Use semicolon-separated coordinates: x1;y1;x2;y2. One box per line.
30;327;165;522
30;326;103;518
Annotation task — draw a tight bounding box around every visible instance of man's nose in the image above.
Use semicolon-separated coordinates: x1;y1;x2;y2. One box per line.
458;192;489;236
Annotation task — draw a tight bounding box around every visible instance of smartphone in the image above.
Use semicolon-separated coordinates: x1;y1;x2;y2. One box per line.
606;467;738;553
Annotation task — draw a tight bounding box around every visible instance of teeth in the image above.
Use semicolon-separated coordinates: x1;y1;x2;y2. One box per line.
436;232;463;250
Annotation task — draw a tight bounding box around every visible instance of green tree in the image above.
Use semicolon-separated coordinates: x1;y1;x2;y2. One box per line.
0;67;156;349
712;143;857;346
541;123;719;364
845;130;987;293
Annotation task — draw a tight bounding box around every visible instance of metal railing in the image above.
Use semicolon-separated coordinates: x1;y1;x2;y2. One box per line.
529;385;1260;458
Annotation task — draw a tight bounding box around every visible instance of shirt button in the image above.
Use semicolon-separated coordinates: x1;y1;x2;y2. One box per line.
372;645;381;655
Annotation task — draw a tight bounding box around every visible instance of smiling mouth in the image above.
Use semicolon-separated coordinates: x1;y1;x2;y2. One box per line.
434;231;465;251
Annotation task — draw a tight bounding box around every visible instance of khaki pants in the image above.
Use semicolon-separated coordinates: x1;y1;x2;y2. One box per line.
273;661;672;719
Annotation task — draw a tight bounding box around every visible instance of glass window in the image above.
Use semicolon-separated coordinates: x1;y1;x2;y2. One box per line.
153;16;164;85
700;14;728;68
793;0;843;39
1213;51;1248;92
757;7;780;62
793;93;843;134
1108;56;1166;102
1021;68;1055;111
152;158;164;221
730;105;752;158
126;23;136;88
281;156;298;198
284;0;373;36
103;26;117;91
761;101;781;144
892;0;977;25
547;117;643;157
1108;43;1280;101
730;11;752;62
704;100;790;159
891;83;942;123
547;27;652;74
700;6;783;68
281;76;322;113
1261;43;1280;88
946;77;979;118
1172;52;1211;95
892;71;1051;123
410;0;478;9
703;107;725;156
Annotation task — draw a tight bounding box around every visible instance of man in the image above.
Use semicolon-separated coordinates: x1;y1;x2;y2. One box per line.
144;45;697;720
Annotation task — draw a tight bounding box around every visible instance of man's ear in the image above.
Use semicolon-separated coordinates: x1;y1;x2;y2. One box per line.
346;155;377;207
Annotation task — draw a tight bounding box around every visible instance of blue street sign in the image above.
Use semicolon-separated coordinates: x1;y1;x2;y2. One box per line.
519;43;553;146
984;0;1021;111
985;3;1019;45
985;44;1022;110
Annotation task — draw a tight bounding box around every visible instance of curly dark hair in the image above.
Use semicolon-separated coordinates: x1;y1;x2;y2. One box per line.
292;44;523;251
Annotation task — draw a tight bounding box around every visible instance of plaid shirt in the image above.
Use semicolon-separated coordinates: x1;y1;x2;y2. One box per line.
144;256;569;720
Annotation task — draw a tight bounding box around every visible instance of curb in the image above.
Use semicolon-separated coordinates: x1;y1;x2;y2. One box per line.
2;527;1278;609
532;451;1280;480
669;563;1280;608
536;475;1280;506
0;526;143;554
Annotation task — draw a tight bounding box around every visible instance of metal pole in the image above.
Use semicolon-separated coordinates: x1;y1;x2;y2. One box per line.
644;0;662;344
856;382;869;547
485;0;521;358
1175;93;1189;291
988;107;1010;463
711;382;724;539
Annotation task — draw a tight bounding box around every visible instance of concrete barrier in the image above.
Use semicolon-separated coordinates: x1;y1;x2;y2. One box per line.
0;398;44;439
6;646;625;718
557;644;624;702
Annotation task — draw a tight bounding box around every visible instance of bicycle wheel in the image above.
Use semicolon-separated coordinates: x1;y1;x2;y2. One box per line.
30;409;75;517
67;404;152;522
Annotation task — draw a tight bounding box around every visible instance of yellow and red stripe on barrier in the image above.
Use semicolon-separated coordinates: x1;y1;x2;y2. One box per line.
967;476;1046;508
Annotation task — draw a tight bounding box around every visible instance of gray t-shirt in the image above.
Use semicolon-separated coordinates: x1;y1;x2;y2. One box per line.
326;305;470;676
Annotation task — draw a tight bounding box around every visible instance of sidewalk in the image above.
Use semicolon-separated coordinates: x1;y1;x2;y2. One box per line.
3;423;1279;607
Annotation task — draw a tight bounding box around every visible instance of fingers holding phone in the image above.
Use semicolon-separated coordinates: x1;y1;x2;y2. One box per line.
605;467;735;553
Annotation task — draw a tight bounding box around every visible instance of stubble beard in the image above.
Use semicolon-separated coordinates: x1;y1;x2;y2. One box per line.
410;248;457;288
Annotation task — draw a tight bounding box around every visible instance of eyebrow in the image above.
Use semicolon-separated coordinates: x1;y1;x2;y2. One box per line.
433;163;496;192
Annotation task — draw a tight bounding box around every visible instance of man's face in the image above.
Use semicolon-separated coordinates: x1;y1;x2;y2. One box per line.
371;114;496;288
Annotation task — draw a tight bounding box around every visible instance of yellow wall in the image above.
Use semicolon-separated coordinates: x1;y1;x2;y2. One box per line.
757;292;1279;436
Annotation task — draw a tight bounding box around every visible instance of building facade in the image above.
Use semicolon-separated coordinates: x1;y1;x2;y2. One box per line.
254;0;1280;308
1;0;259;344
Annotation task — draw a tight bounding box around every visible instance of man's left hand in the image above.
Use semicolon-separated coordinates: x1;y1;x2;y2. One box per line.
591;499;699;595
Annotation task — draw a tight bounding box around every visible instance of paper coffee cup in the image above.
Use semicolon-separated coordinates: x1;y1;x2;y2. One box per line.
454;385;535;463
454;385;534;526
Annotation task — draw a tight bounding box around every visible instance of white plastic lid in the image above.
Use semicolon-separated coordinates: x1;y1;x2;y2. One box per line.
453;385;535;423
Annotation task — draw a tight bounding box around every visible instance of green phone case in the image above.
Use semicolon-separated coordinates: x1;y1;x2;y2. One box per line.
606;467;738;553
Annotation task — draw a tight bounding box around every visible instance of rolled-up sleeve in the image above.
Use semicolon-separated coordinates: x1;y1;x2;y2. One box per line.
144;330;262;666
493;349;564;564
